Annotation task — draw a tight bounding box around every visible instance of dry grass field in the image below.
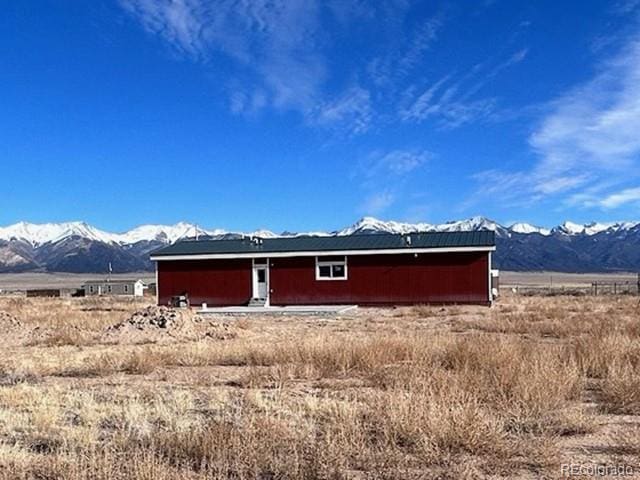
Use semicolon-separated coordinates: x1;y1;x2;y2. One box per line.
0;293;638;479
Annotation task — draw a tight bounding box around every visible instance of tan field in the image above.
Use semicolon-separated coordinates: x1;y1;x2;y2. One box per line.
501;271;639;288
0;273;155;292
0;293;639;479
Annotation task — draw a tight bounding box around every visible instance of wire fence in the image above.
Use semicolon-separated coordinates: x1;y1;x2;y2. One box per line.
591;280;640;296
504;274;640;297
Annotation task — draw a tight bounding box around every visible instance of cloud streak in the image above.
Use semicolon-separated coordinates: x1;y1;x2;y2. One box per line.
313;85;373;135
471;33;640;210
399;74;497;128
397;48;527;129
119;0;208;58
119;0;334;122
358;149;431;214
119;1;527;136
360;190;395;214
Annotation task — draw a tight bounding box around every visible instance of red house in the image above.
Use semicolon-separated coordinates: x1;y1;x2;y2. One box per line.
150;231;496;307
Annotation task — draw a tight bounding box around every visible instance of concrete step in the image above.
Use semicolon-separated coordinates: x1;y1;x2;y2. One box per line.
248;297;267;307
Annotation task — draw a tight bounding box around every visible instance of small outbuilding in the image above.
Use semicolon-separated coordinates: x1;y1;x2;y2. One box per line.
150;231;496;307
83;279;147;297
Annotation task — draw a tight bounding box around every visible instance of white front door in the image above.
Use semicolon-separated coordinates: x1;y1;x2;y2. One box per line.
256;268;267;298
252;260;269;301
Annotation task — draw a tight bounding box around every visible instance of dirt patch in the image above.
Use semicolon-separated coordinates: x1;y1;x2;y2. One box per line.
103;306;239;344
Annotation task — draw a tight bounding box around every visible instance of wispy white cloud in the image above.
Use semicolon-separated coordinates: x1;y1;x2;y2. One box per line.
118;0;432;135
613;0;640;14
398;47;528;129
119;0;526;137
600;187;640;208
529;36;640;193
119;0;334;122
229;89;268;115
528;48;640;185
572;186;640;209
366;12;444;87
470;33;640;211
399;75;497;128
362;149;431;179
360;190;395;214
396;17;444;77
378;149;429;175
486;48;528;79
118;0;208;59
356;148;430;214
313;85;373;134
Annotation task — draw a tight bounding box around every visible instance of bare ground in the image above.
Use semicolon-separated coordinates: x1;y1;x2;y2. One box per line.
0;293;638;478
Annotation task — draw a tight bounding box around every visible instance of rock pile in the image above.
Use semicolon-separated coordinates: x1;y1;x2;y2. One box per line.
116;306;179;330
103;306;238;344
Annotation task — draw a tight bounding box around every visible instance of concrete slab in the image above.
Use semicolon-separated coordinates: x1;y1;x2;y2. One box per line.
198;305;357;315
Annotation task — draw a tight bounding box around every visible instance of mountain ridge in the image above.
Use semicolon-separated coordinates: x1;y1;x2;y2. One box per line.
1;217;640;273
3;216;640;245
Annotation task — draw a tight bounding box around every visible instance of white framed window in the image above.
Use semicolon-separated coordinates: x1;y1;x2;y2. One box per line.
124;285;129;293
316;256;348;281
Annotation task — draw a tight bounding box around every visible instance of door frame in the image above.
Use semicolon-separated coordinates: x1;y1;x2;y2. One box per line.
251;258;270;305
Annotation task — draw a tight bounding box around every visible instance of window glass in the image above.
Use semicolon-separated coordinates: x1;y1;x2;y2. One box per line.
323;255;345;262
332;264;345;278
318;265;332;277
257;269;266;282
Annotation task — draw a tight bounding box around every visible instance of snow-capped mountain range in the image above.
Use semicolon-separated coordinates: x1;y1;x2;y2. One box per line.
1;216;640;273
2;216;638;246
0;221;226;247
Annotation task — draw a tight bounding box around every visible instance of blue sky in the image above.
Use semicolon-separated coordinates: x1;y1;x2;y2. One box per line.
2;1;640;233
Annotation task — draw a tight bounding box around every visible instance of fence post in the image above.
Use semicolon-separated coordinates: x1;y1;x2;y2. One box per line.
594;282;598;296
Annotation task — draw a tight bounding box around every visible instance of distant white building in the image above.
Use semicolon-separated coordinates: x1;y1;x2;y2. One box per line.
82;279;147;297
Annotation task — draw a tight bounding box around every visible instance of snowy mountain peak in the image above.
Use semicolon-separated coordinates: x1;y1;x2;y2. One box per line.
0;221;114;247
338;217;434;236
114;223;200;244
554;221;636;236
437;216;500;233
336;216;505;236
509;223;551;236
247;229;279;238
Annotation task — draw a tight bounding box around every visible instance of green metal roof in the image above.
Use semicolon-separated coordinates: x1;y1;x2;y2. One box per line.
150;231;495;258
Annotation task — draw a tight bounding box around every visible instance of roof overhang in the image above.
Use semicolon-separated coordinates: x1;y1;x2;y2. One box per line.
150;245;495;261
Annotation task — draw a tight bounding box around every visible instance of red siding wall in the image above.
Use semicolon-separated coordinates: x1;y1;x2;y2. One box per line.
157;259;252;306
156;252;490;306
269;252;489;305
